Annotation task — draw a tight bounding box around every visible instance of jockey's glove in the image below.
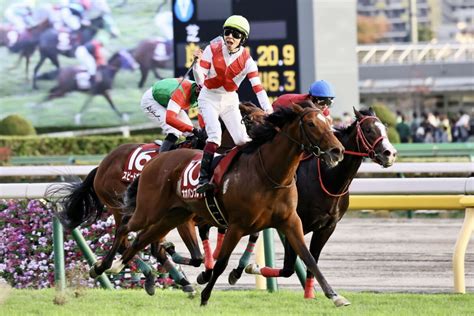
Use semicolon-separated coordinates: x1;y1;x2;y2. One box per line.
192;127;208;142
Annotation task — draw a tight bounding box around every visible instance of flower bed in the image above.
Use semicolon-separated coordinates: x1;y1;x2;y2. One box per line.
0;199;175;289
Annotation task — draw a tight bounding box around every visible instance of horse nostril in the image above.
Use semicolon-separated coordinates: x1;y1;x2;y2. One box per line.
330;147;343;157
384;150;397;157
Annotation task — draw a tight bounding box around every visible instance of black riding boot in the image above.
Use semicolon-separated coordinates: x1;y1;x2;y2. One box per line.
196;151;215;193
159;134;178;153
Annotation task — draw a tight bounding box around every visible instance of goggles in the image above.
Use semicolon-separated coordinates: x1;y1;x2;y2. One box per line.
223;28;244;39
314;97;334;107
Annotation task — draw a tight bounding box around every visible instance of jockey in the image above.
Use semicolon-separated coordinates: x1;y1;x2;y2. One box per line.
140;78;206;153
74;32;108;84
192;15;273;193
4;1;35;33
272;80;335;118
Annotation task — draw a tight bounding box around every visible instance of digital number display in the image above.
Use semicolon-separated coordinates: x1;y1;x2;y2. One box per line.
173;0;300;106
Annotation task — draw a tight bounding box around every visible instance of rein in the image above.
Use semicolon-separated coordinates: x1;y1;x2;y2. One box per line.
318;115;386;197
258;148;295;189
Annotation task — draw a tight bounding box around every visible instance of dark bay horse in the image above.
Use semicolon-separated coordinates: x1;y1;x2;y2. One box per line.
90;104;348;307
0;21;50;81
54;102;263;295
229;108;397;301
131;38;173;88
40;50;136;123
32;16;113;89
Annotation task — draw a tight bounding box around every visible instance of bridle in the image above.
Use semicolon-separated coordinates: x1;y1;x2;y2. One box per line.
259;109;330;189
317;115;387;197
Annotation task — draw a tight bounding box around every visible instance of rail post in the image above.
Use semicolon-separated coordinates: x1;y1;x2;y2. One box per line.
52;217;66;291
277;231;306;287
263;228;278;292
453;197;474;293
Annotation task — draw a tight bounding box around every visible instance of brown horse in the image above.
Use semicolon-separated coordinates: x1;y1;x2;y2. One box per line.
54;102;263;295
131;38;173;88
90;103;348;306
38;50;137;123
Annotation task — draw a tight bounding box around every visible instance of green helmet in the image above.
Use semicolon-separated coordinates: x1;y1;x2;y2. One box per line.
223;15;250;38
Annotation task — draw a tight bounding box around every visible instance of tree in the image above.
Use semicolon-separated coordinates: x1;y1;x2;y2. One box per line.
357;15;390;44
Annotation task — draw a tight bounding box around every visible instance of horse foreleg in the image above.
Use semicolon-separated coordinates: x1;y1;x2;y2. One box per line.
304;226;337;299
213;228;226;259
78;95;94;114
138;65;149;88
32;54;46;89
280;213;349;307
151;67;161;80
151;241;195;296
102;91;122;118
196;224;213;284
25;53;30;82
228;232;259;285
201;226;243;306
175;220;203;267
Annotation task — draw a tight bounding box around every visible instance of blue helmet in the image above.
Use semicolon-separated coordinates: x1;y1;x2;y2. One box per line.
309;80;335;98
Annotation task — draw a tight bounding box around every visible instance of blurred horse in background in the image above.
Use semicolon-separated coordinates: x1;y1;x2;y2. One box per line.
131;38;173;88
39;50;137;123
32;15;118;89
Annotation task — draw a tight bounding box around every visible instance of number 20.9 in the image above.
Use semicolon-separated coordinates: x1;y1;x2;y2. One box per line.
257;45;295;67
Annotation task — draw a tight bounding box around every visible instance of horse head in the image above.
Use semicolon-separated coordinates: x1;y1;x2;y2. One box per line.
261;104;344;168
107;50;139;71
352;107;397;167
239;101;266;129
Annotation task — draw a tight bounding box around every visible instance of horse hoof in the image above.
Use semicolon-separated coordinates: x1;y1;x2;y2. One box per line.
144;273;155;296
244;263;261;275
200;299;208;306
196;272;208;285
121;113;130;122
182;285;196;298
89;263;100;279
228;270;240;285
74;114;82;125
332;295;351;307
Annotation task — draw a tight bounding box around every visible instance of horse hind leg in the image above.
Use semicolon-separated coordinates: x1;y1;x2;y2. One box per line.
229;232;259;285
279;214;349;307
196;224;213;284
151;242;195;297
173;220;203;267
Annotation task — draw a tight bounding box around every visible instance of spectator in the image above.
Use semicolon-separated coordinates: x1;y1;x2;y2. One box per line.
396;114;411;143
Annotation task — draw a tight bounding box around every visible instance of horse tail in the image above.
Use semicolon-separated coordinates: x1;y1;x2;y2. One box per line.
122;176;140;216
53;167;104;230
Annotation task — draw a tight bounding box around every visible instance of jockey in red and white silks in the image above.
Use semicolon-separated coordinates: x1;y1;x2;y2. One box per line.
193;15;273;193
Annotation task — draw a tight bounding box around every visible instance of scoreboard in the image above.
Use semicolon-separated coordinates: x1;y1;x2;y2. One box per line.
172;0;300;106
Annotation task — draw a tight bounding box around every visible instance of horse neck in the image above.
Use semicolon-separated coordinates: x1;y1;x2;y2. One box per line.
318;127;363;194
257;125;303;188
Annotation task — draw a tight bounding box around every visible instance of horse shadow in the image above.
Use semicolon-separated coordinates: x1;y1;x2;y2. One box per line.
37;50;137;124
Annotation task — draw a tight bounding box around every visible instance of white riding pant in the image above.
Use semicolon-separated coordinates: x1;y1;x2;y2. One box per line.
140;88;192;137
198;88;250;147
75;46;97;76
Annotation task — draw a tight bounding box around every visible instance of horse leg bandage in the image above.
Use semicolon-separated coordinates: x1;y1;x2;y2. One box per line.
260;267;280;278
212;232;225;259
202;239;215;270
134;256;152;275
304;277;315;299
163;259;185;282
238;241;256;269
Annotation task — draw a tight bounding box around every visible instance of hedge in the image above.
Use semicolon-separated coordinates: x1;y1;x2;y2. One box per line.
0;135;157;156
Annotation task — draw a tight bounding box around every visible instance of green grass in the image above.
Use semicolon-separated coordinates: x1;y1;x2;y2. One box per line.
1;289;473;316
0;0;173;128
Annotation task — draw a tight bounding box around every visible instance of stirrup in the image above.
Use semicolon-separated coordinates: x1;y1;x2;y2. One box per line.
196;182;215;194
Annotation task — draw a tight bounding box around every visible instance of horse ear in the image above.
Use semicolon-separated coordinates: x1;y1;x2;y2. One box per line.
354;106;363;120
292;103;304;113
368;106;376;116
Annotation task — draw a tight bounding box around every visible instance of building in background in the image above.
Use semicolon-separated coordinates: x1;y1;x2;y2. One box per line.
357;0;473;43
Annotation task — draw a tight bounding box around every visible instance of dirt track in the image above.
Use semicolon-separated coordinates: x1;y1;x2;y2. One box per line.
165;218;473;293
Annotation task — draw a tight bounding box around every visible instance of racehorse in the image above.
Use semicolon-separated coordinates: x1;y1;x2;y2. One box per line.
39;50;136;123
131;38;173;88
0;20;50;81
227;107;397;302
53;102;263;295
89;103;349;307
32;16;114;90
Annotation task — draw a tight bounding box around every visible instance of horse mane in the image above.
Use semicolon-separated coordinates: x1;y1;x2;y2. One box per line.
241;106;300;154
334;108;376;137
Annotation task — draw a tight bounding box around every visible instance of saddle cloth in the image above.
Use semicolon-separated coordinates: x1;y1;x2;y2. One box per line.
121;143;160;183
179;146;241;200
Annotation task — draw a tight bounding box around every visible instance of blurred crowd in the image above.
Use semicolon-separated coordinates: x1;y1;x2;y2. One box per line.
396;110;472;143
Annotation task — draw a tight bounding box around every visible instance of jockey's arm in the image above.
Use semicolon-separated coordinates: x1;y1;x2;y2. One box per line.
246;60;272;114
166;100;194;133
192;45;211;86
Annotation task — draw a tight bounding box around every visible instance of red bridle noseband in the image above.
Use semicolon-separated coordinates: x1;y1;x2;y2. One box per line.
316;115;387;197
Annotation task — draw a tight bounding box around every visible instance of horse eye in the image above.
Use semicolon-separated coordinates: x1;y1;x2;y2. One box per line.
307;121;316;127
